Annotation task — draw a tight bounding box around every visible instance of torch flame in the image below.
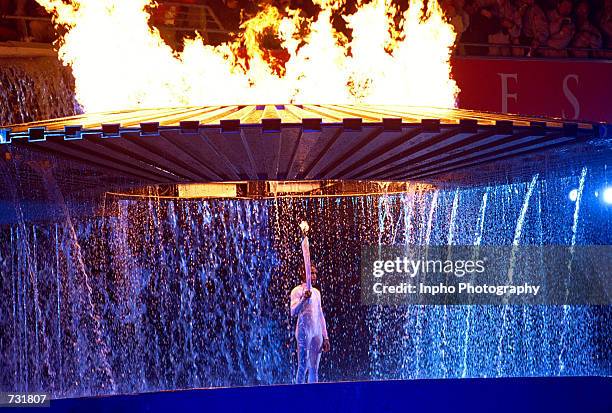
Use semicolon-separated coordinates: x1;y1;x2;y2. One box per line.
299;220;310;234
36;0;459;113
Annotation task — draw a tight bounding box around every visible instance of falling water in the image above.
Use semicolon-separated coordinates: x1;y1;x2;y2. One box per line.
439;189;460;379
558;166;589;374
496;174;539;376
0;57;79;125
0;164;610;398
461;191;488;378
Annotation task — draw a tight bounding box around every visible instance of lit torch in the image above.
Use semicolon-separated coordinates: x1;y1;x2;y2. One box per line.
299;220;312;292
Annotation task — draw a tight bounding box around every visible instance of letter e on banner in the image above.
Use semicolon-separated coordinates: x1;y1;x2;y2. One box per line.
498;73;518;113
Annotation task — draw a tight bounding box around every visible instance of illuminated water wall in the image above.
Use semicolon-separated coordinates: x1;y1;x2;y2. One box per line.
0;167;610;398
0;57;79;125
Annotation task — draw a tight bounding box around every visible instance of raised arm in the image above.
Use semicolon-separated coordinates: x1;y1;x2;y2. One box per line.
291;288;306;317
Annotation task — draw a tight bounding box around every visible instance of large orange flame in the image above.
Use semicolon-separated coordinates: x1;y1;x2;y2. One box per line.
36;0;459;113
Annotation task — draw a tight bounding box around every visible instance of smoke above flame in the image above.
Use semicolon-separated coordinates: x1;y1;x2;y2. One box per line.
36;0;459;113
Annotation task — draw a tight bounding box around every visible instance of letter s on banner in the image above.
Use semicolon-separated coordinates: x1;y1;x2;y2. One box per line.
562;74;580;120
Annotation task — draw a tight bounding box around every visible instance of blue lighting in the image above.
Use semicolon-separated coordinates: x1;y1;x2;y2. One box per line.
603;187;612;204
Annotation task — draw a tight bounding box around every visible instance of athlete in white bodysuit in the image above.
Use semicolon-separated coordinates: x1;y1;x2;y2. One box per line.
290;266;330;383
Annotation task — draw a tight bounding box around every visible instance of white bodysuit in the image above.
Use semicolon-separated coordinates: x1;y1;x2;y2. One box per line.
290;283;328;383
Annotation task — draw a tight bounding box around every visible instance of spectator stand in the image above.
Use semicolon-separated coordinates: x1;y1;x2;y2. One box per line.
0;0;230;56
1;1;55;57
452;0;612;60
458;41;612;58
151;1;230;48
1;1;611;60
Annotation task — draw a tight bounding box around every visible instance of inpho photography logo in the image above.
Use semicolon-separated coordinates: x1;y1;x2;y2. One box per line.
361;245;612;305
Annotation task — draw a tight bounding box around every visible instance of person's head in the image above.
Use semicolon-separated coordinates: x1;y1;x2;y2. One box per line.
454;0;466;8
575;1;589;19
557;0;572;16
225;0;239;9
463;0;477;13
299;265;317;284
33;5;48;16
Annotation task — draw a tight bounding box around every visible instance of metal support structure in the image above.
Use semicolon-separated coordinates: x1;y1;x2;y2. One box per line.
0;105;609;196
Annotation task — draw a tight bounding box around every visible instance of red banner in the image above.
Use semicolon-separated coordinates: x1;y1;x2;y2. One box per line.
452;57;612;123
